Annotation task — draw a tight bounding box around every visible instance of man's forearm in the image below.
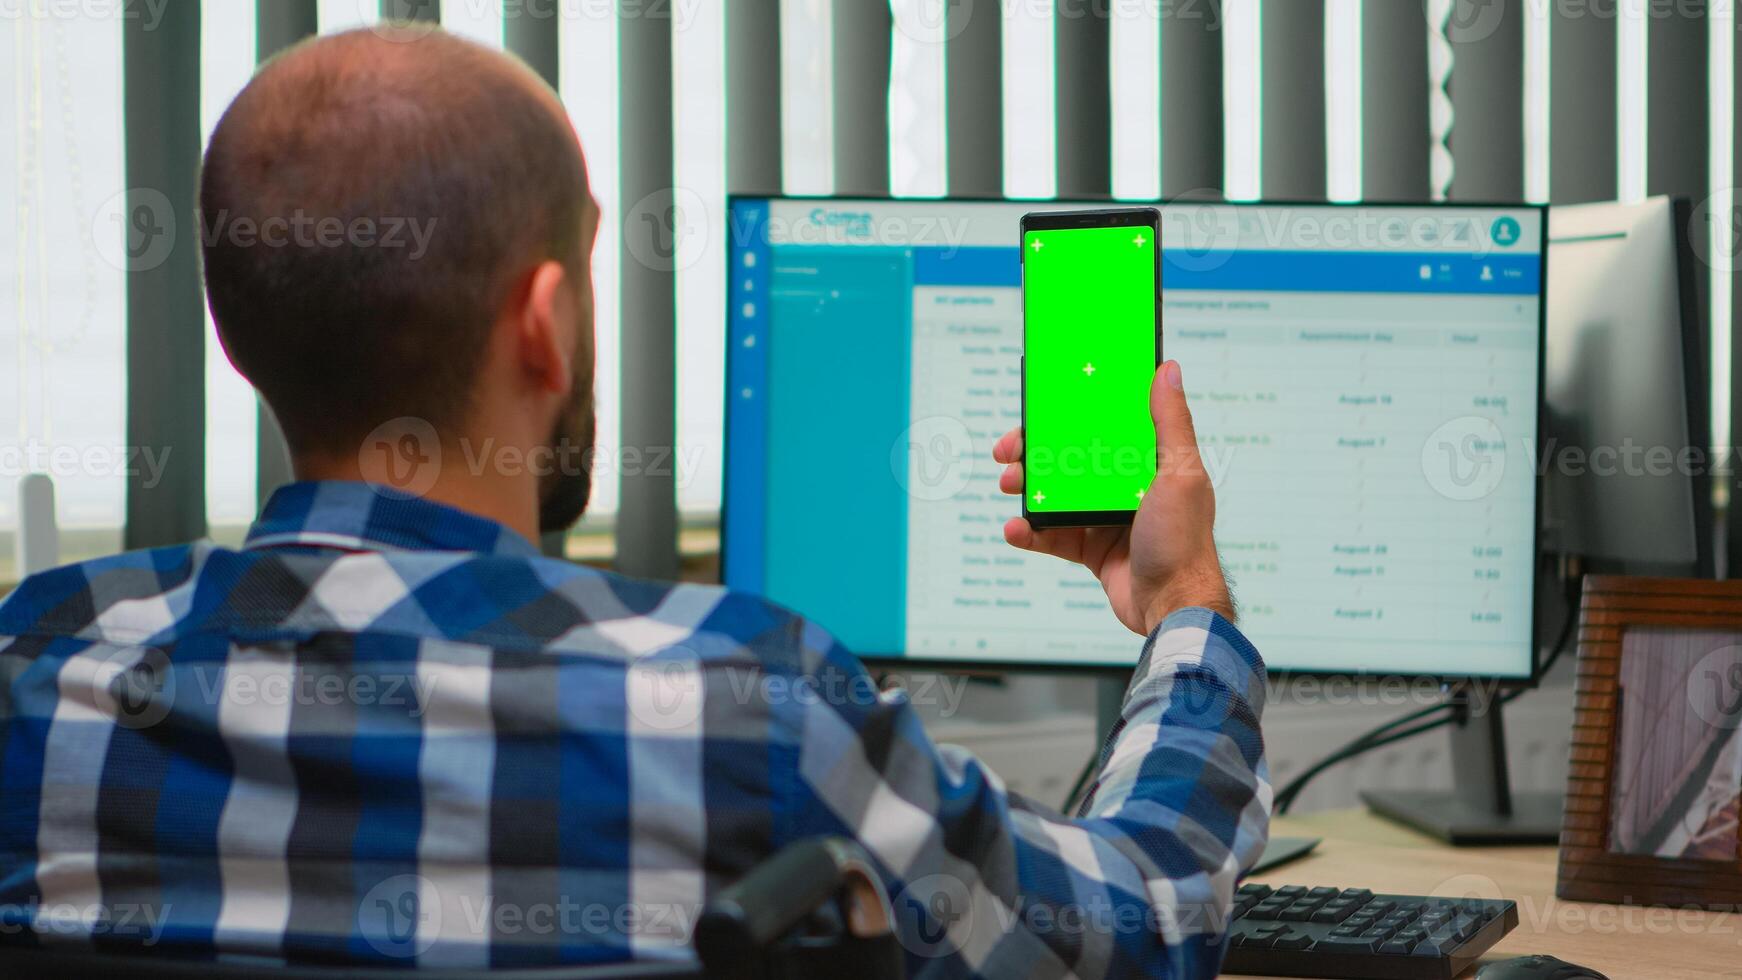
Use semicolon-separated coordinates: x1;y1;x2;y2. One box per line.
1074;608;1270;976
790;609;1268;978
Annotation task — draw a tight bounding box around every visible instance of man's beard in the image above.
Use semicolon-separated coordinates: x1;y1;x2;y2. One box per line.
537;392;595;534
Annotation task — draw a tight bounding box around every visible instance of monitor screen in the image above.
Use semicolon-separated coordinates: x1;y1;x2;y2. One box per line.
723;198;1544;677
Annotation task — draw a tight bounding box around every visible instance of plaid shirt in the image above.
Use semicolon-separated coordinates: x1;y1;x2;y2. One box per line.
0;481;1269;977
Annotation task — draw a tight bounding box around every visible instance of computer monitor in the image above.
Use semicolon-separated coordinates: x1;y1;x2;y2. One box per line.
1542;196;1713;576
723;198;1545;678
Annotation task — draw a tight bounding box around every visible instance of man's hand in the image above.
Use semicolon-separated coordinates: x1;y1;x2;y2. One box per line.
994;360;1232;634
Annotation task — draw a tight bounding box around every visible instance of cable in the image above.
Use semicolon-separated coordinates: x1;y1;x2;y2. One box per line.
1336;700;1447;747
1075;604;1579;817
1067;568;1584;818
1271;706;1458;813
1273;588;1583;815
1275;712;1462;814
1268;717;1456;818
1500;601;1578;707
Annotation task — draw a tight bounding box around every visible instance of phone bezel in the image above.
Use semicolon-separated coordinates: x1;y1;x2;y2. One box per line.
1019;206;1165;529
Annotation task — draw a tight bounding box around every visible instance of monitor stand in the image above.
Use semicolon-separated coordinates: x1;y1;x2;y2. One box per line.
1361;684;1563;846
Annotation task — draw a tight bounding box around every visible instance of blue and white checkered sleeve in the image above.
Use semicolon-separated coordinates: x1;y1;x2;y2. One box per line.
781;607;1269;980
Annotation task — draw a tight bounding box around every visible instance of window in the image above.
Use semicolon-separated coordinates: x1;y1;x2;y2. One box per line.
781;3;834;195
443;0;504;47
1001;0;1055;199
16;2;1737;571
889;0;946;199
0;10;127;579
202;2;259;542
1110;1;1160;201
558;8;621;542
318;0;377;36
673;6;727;525
1523;0;1549;205
1325;0;1363;202
1617;0;1648;203
1710;1;1735;452
1222;0;1261;200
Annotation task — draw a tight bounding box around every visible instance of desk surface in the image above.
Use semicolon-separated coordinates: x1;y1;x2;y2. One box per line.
1230;809;1739;979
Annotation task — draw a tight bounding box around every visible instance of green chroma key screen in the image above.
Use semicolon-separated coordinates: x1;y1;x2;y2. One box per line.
1022;219;1159;521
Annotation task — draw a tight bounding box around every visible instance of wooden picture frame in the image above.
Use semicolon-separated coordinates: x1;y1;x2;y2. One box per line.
1558;576;1742;908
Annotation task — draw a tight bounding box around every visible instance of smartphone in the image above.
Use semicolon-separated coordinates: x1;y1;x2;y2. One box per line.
1020;207;1163;529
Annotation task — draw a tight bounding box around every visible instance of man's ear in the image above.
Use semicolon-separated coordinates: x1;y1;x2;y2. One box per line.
518;260;575;396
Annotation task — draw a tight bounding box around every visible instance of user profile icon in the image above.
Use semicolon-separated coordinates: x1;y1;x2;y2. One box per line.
1490;216;1521;248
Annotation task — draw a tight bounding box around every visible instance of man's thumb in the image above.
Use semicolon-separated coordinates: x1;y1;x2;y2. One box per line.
1152;360;1200;468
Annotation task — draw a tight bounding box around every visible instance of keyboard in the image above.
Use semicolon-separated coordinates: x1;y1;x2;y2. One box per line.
1221;883;1518;979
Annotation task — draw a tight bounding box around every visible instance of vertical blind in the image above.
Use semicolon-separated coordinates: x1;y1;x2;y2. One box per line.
5;0;1734;574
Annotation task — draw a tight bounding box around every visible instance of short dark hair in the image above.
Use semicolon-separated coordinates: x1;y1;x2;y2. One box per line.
200;27;588;457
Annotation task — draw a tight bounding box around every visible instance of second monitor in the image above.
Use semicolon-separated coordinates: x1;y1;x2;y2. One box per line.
1543;196;1713;576
723;199;1545;677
